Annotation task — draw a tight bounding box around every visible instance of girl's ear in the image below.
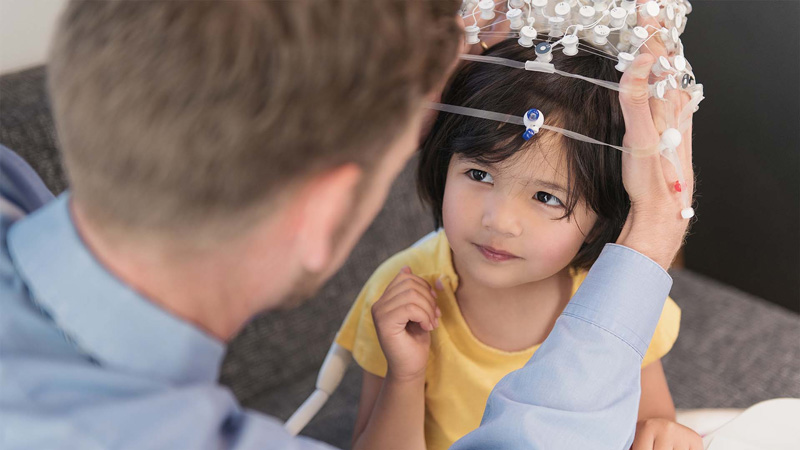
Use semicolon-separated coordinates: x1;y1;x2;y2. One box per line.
569;217;603;268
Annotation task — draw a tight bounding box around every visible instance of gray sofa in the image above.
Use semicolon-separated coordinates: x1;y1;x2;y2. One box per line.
2;66;798;449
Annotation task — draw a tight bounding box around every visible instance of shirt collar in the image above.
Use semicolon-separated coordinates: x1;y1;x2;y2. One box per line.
7;193;226;385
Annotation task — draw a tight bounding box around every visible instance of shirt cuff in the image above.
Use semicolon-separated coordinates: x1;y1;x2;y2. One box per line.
562;243;673;358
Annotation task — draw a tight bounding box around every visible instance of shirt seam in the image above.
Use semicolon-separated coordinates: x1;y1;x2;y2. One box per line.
560;311;645;358
563;302;650;355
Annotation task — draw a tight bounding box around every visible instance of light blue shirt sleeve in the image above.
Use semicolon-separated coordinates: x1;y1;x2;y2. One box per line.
1;146;671;449
452;244;672;450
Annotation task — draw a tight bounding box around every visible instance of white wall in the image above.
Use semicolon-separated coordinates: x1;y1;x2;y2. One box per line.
0;0;68;74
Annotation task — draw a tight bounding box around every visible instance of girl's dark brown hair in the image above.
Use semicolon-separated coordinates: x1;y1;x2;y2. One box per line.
418;38;629;270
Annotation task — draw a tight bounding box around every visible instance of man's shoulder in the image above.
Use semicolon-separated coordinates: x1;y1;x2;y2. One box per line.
0;144;63;354
0;144;55;293
0;215;32;317
0;153;95;429
0;264;242;448
0;214;79;363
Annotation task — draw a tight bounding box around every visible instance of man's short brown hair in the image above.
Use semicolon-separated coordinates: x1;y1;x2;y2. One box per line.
49;0;461;238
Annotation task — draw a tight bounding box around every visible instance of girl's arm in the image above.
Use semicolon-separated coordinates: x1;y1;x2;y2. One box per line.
637;359;676;421
351;267;439;450
351;370;426;450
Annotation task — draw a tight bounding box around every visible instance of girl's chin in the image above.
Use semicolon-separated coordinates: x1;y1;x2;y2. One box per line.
462;261;542;289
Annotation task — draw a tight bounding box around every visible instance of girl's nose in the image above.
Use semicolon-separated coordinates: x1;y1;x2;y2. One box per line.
482;195;522;237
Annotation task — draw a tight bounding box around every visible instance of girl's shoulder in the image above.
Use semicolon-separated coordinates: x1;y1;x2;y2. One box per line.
359;229;453;303
568;267;589;293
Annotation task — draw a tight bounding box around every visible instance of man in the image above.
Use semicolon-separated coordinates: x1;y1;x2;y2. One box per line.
0;1;693;449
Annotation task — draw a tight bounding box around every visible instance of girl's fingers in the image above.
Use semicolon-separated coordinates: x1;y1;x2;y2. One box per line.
384;267;433;300
652;435;674;450
383;266;413;294
380;286;439;323
631;434;654;450
386;297;437;332
381;268;439;313
397;275;438;300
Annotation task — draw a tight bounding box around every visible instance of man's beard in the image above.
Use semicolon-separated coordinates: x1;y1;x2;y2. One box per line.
273;172;371;311
277;268;328;310
276;214;356;310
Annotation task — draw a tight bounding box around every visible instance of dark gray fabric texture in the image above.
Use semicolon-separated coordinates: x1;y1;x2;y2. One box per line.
2;65;798;450
663;270;800;409
0;66;66;194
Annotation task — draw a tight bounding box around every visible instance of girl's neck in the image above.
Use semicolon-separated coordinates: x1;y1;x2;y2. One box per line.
452;255;574;352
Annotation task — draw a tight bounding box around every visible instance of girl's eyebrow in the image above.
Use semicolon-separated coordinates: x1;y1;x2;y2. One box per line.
534;180;568;195
461;158;568;194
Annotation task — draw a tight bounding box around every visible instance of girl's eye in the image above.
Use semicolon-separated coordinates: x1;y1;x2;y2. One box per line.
467;169;494;184
534;191;564;207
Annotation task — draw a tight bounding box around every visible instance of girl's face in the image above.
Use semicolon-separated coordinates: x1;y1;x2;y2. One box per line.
442;140;598;289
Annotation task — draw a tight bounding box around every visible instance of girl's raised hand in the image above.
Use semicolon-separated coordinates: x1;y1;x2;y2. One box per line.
371;267;441;382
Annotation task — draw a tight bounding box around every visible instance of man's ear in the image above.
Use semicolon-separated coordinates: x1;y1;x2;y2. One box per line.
295;163;363;273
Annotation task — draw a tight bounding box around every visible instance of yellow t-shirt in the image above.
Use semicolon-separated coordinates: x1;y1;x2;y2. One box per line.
335;230;681;450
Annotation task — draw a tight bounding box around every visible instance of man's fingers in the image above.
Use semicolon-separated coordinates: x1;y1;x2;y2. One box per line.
618;54;672;207
460;1;511;53
635;0;668;60
667;86;694;176
658;90;691;197
619;54;660;152
481;3;511;48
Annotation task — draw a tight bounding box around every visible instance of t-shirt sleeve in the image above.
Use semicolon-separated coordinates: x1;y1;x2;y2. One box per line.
335;256;413;378
641;295;681;367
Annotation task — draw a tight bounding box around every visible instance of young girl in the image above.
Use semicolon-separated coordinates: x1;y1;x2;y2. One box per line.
336;39;700;450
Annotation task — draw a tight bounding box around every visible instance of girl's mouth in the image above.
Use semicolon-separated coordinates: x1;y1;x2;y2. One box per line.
474;244;520;262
